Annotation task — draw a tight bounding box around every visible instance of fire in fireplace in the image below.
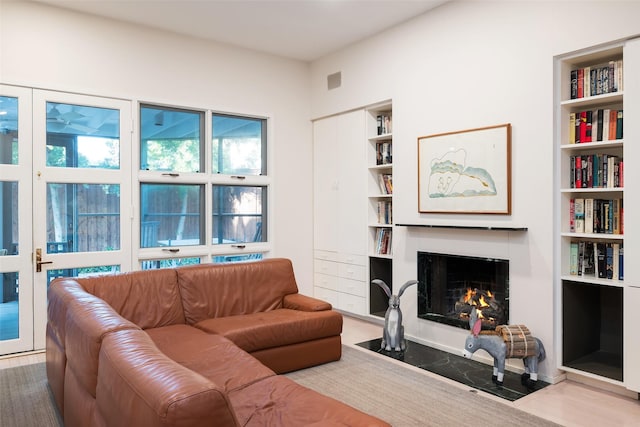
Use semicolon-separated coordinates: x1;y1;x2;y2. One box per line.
417;252;509;330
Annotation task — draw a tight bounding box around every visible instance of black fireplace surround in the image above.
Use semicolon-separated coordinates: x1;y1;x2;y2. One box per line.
418;252;509;330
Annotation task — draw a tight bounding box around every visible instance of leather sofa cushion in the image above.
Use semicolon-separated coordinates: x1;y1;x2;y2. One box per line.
79;269;185;329
98;329;238;427
177;258;299;324
229;375;390;427
146;325;275;391
194;309;343;353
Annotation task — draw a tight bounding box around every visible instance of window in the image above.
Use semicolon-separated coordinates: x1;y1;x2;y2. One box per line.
212;185;266;245
212;114;266;175
0;96;19;165
140;184;204;248
47;183;120;253
140;105;203;173
139;104;269;267
46;102;120;169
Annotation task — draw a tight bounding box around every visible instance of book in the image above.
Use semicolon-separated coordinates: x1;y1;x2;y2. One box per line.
612;243;620;280
596;243;607;278
602;109;610;141
584;198;594;233
596;109;604;141
569;198;575;232
570;69;578;99
582;242;595;276
606;243;614;279
570;242;579;275
574;198;585;233
619;244;624;280
569;112;576;143
617;110;623;139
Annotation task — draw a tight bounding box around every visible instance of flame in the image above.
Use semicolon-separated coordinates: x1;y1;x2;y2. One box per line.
478;294;490;308
463;288;473;303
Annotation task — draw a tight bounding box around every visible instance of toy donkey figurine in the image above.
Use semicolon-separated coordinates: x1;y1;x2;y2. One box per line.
462;307;546;389
372;279;418;352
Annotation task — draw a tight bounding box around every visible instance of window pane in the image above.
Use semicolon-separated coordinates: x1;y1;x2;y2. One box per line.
1;181;18;255
212;185;265;244
46;183;121;253
141;257;200;270
0;272;19;340
140;105;203;173
0;96;19;165
47;265;120;286
141;184;203;247
213;254;263;263
212;114;266;175
46;102;120;169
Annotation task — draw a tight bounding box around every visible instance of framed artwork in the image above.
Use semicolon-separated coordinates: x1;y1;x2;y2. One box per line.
418;123;511;214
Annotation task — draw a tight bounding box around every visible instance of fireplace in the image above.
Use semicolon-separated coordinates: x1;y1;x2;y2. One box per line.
417;252;509;330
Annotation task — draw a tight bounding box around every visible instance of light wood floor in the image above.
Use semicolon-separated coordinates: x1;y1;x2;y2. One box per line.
3;315;640;426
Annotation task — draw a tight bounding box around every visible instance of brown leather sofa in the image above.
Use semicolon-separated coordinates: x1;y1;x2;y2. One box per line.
46;258;389;427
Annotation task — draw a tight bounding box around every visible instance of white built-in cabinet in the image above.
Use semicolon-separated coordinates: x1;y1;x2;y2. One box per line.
312;110;368;315
555;38;640;393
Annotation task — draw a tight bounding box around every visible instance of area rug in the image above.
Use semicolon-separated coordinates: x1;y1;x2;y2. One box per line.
0;362;62;427
0;348;559;427
286;345;561;426
356;338;550;401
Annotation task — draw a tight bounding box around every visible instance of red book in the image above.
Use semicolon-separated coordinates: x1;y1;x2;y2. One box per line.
579;111;588;143
575;156;582;188
577;68;584;98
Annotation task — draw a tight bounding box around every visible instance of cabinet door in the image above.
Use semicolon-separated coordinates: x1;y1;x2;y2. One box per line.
313;117;339;252
337;110;367;255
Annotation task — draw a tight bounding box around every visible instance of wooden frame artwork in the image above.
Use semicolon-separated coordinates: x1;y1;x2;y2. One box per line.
418;123;512;214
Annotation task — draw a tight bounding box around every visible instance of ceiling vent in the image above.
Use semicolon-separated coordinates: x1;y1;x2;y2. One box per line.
327;72;341;90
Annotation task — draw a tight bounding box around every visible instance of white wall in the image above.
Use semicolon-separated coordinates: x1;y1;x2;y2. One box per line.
310;1;640;382
0;1;315;292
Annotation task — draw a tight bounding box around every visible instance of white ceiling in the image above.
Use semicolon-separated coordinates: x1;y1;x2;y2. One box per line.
29;0;448;61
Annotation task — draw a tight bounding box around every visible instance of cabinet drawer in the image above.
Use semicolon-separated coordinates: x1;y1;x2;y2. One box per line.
338;263;366;281
339;277;367;297
314;272;338;291
338;253;367;265
314;286;339;307
314;250;339;262
315;259;338;276
338;293;366;315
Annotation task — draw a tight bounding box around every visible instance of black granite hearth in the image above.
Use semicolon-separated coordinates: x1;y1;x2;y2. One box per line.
356;338;550;401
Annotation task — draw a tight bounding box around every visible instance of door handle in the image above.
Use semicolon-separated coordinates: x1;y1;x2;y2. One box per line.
35;248;53;272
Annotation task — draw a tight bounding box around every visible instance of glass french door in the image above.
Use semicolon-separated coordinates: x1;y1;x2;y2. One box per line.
0;85;34;354
0;87;132;355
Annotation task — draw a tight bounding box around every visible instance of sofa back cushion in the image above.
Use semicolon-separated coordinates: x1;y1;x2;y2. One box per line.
177;258;299;324
79;269;186;329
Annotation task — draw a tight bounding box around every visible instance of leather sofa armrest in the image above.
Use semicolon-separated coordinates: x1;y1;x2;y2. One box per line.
98;329;239;426
283;293;332;311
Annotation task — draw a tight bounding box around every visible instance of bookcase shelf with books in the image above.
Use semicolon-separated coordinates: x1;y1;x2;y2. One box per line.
366;101;394;317
555;41;639;389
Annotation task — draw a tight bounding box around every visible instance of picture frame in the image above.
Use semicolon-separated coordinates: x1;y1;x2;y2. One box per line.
418;123;512;214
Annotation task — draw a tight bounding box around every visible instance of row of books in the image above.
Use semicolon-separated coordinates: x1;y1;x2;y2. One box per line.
376;114;392;135
378;173;392;194
570;198;623;235
569;154;623;189
374;228;392;255
375;142;392;165
376;201;392;225
568;109;623;143
570;59;623;99
569;241;623;280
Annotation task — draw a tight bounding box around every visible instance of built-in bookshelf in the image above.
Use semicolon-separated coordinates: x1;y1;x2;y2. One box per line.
556;43;628;386
367;101;393;317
